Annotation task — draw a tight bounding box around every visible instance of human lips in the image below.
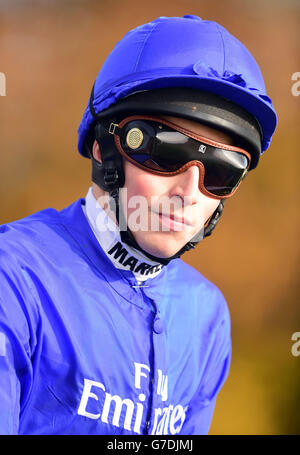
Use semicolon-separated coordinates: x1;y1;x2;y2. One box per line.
166;212;193;226
153;210;193;231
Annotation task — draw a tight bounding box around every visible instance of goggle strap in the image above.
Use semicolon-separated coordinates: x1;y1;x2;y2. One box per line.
109;123;123;136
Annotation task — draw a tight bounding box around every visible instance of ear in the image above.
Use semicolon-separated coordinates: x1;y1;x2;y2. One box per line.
92;140;102;163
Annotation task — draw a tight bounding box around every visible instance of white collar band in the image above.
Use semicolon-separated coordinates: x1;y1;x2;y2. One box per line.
81;187;164;282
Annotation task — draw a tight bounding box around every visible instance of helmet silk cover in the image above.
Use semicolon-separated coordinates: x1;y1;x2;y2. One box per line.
78;15;277;156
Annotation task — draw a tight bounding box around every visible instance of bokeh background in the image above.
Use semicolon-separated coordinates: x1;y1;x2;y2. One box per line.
0;0;299;435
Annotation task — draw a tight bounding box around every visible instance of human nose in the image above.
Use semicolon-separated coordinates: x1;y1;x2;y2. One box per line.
169;164;200;205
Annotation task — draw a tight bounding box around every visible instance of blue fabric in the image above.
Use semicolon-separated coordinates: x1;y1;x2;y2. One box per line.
78;15;277;157
0;198;231;435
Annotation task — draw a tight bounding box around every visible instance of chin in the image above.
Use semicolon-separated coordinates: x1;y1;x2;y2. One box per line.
133;232;189;259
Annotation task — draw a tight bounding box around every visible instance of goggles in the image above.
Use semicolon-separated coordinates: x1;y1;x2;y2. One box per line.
109;115;251;199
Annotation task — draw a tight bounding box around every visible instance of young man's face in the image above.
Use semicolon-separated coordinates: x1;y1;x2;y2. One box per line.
92;115;235;259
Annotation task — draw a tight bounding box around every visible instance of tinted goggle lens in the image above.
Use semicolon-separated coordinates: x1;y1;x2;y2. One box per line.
114;117;250;198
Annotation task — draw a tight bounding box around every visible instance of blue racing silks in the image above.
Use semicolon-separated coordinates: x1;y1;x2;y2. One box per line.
0;198;231;435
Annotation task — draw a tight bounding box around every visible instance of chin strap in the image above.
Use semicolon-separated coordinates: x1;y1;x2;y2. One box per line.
204;199;225;237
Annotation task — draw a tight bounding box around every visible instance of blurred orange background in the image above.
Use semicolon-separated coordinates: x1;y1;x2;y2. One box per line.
0;0;299;434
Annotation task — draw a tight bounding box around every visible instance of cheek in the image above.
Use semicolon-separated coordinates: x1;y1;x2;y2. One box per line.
123;161;160;201
128;176;155;200
200;194;221;224
189;193;221;233
206;195;221;214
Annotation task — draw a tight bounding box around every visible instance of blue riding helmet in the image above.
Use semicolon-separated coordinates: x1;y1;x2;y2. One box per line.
78;15;277;162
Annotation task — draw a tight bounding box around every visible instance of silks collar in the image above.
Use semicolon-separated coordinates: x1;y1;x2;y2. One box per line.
81;187;164;283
